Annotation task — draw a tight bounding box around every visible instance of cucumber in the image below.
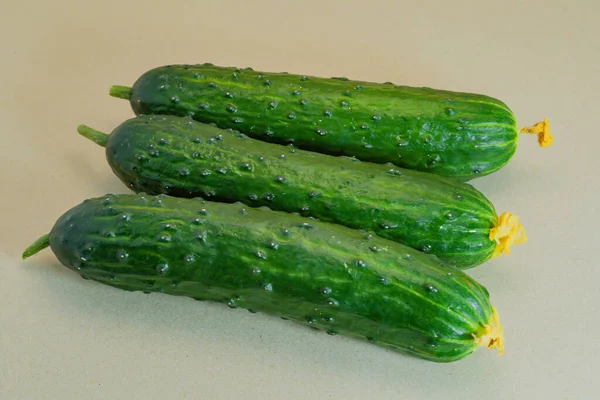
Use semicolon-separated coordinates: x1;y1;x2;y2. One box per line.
109;63;553;180
22;193;504;363
78;114;526;269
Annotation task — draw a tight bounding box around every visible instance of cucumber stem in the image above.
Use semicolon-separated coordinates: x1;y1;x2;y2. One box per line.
109;85;132;100
519;118;553;147
22;234;50;259
77;125;109;147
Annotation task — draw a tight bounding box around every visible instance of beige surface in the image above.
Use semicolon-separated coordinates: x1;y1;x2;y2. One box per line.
2;0;599;398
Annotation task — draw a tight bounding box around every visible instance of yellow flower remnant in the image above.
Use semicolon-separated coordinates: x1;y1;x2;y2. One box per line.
489;212;527;258
520;118;553;147
473;307;504;356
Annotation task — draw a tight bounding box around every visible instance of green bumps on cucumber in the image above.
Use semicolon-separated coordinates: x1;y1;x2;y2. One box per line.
109;63;553;180
22;193;504;363
78;114;527;269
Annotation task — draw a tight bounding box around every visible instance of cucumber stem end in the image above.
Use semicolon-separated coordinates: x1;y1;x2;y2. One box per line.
77;125;109;147
109;85;132;100
22;233;50;259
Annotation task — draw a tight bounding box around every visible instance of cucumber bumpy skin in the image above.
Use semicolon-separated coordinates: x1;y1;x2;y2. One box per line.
78;114;525;269
22;193;504;363
109;63;551;180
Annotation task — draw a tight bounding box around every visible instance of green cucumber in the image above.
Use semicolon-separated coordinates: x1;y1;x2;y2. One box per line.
22;193;504;363
109;63;553;180
78;114;526;269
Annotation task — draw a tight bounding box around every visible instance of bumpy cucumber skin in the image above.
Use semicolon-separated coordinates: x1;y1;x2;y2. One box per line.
124;64;518;180
47;193;493;363
104;115;497;269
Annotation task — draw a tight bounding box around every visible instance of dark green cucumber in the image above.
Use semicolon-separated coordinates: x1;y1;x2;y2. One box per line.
78;114;526;269
22;193;504;363
109;63;552;180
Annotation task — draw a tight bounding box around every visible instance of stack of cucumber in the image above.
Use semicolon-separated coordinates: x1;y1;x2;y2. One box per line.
23;64;553;363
